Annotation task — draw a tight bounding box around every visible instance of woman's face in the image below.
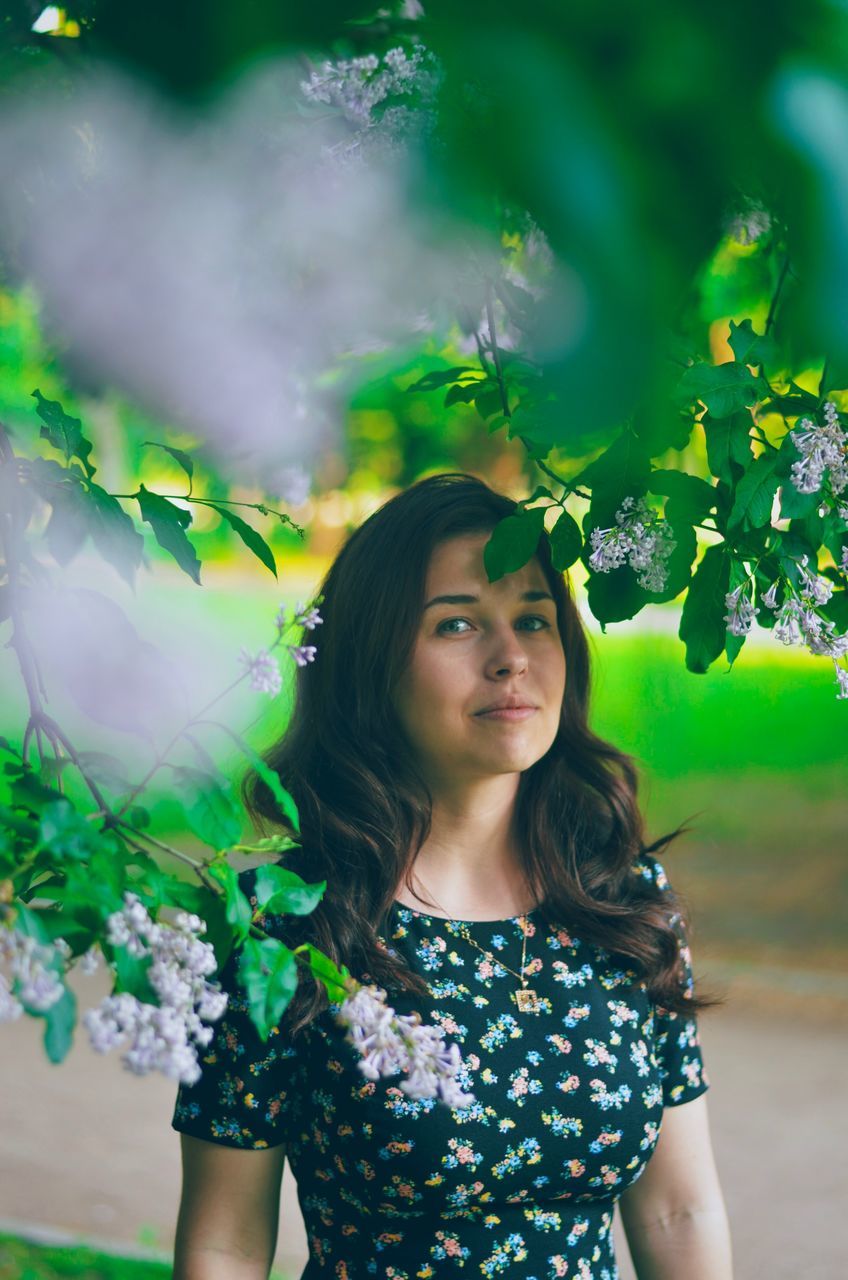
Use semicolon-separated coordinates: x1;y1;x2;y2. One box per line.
393;531;567;790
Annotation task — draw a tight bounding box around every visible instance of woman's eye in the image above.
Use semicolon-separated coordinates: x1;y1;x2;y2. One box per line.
436;615;551;635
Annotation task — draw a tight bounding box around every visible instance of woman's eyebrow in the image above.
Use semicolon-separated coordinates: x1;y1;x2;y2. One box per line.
423;590;555;610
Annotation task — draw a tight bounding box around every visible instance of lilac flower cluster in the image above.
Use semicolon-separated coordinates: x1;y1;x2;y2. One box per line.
239;601;324;696
789;401;848;504
724;583;760;637
238;646;283;696
758;557;848;699
82;894;228;1085
337;983;475;1109
588;496;677;593
301;45;440;131
0;929;66;1020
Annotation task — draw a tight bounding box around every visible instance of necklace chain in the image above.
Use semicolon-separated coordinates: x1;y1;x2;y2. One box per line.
407;882;542;1011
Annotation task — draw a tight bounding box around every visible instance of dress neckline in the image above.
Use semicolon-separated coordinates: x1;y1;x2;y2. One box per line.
390;899;543;926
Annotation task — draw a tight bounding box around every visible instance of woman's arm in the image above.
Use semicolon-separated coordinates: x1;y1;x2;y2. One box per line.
173;1134;287;1280
617;1095;733;1280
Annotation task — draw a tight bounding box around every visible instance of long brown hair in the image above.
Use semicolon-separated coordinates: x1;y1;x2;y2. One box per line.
242;472;717;1034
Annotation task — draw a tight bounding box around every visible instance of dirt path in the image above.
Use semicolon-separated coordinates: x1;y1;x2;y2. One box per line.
1;964;845;1279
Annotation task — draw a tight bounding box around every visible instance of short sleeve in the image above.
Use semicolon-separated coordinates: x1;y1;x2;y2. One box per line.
635;852;711;1108
171;872;306;1149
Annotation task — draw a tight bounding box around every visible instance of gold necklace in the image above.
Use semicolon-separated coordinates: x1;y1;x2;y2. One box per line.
411;886;543;1014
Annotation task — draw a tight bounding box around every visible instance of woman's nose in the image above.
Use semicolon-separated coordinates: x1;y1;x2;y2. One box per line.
485;630;529;679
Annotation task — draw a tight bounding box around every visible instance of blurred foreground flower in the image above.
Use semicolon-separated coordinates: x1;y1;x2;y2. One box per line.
238;647;283;696
83;895;228;1084
337;983;475;1108
9;891;478;1106
0;931;65;1018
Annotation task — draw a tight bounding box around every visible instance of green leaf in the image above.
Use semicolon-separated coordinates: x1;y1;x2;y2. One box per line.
578;432;652;505
648;470;716;525
727;452;781;530
135;485;201;584
822;590;848;634
723;558;751;670
727;319;777;368
142;441;194;492
208;504;277;578
238;936;298;1042
113;947;158;1004
32;390;96;478
548;509;582;571
649;519;698;603
586;565;646;626
169;765;243;850
778;482;819;520
85;483;145;587
13;902;53;946
724;630;746;668
444;381;485;407
254;864;326;917
677;361;763;419
209;860;254;946
406;367;481;393
42;984;77;1064
483;506;547;582
74;750;133;793
202;724;299;832
39;799;102;862
702;412;753;486
679;544;730;673
44;481;90;565
301;942;351;1003
475;386;506;419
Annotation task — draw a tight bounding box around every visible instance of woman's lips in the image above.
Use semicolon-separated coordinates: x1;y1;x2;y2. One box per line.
474;706;537;721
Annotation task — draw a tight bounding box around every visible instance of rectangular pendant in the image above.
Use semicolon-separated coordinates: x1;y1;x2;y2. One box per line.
515;988;540;1013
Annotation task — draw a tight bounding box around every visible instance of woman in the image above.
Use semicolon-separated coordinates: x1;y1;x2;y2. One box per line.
172;472;733;1279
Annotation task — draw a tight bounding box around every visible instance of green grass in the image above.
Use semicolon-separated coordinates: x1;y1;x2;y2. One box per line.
0;1234;172;1280
0;1234;293;1280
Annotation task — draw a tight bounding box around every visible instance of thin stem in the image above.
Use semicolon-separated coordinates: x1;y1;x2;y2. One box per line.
482;285;586;498
115;821;218;887
765;253;791;335
108;491;303;535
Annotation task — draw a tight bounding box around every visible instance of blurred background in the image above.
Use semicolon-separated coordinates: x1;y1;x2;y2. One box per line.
1;1;846;1277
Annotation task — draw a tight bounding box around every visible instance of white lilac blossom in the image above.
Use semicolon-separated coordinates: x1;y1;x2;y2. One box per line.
588;496;677;593
289;644;317;668
0;929;65;1018
301;45;441;131
727;199;772;247
337;982;475;1109
79;946;100;976
724;583;760;636
84;895;228;1085
0;972;23;1022
739;560;848;698
789;401;848;497
761;580;780;610
275;602;324;634
238;647;283;697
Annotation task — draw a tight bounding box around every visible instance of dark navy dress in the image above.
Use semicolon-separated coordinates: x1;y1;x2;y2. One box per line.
172;852;709;1278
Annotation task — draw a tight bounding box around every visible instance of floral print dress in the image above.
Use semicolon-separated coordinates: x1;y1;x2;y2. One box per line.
172;853;709;1279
